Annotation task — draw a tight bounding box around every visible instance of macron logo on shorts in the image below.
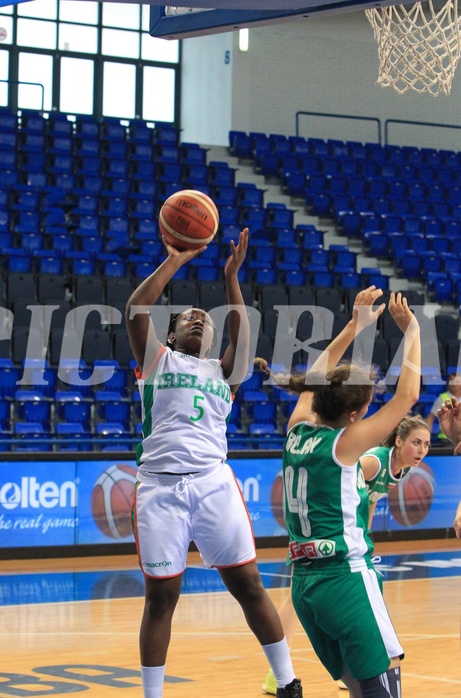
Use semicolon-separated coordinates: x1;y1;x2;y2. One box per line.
145;561;173;568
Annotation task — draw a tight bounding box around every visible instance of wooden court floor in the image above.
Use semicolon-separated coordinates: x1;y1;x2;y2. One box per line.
1;539;460;697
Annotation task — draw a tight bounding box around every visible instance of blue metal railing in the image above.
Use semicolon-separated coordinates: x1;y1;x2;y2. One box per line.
384;118;461;147
296;110;382;145
0;79;45;112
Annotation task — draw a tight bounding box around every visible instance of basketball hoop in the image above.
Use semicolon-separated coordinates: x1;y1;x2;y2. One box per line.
365;0;461;96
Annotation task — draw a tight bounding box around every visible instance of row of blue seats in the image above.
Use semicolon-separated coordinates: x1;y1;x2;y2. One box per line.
229;129;461;167
0;280;392;338
4;185;266;217
0;108;181;145
279;155;461;182
0;397;443;453
226;129;461;307
0;428;287;452
339;211;461;238
0;387;288;434
1;202;298;238
1;151;237;188
299;174;461;207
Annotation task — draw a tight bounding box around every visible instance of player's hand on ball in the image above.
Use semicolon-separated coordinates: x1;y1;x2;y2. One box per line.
162;236;207;263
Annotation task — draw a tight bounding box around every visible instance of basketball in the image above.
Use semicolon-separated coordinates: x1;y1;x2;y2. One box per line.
387;462;435;527
91;464;137;539
158;189;219;250
270;470;287;529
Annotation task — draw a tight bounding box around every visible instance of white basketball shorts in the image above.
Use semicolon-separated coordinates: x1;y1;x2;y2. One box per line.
133;462;256;578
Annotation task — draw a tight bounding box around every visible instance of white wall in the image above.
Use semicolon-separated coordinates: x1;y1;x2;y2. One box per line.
181;12;461;151
180;32;233;145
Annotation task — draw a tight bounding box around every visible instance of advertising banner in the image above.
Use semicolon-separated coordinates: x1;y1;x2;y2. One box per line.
0;452;459;549
0;460;78;547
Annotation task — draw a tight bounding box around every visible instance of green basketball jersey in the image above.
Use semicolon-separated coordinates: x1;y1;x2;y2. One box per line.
362;446;411;504
283;421;373;565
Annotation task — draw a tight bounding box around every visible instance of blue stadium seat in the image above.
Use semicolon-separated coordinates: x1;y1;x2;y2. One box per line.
0;361;21;399
283;269;306;287
94;390;131;430
0;107;18;132
253;268;277;286
181;163;208;187
13;422;51;451
245;400;277;424
96;422;132;451
55;422;92;452
71;258;96;276
229;131;252;158
282;171;306;197
102;260;127;278
363;231;388;258
37;256;64;276
195;265;219;282
248;423;283;449
236;183;265;207
97;367;129;397
311;271;334;287
208;161;236;187
339;272;361;290
55;392;92;430
398;251;422;280
14;390;52;427
5;253;33;274
0;400;11;430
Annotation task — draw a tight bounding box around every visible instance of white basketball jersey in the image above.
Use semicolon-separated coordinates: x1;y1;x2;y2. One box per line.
135;346;233;478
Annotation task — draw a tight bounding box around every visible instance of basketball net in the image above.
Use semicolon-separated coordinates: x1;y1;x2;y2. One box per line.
365;0;461;96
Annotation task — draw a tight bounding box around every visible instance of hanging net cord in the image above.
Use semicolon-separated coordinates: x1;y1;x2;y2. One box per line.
365;1;461;95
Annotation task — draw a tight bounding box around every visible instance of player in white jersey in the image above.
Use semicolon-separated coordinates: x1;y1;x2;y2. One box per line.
126;227;302;698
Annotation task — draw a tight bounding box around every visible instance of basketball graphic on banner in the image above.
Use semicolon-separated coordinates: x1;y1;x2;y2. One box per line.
388;462;435;527
91;464;137;539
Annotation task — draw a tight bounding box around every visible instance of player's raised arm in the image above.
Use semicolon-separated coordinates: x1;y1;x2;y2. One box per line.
287;286;385;429
336;292;421;465
126;241;205;371
221;228;250;391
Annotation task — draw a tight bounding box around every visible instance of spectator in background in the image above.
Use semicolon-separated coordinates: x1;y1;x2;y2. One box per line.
436;397;461;538
426;373;461;442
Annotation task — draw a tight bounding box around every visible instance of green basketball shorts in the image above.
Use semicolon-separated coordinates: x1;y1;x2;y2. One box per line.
291;557;403;681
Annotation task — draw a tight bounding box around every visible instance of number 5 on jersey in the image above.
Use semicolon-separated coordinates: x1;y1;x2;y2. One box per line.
190;394;205;421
